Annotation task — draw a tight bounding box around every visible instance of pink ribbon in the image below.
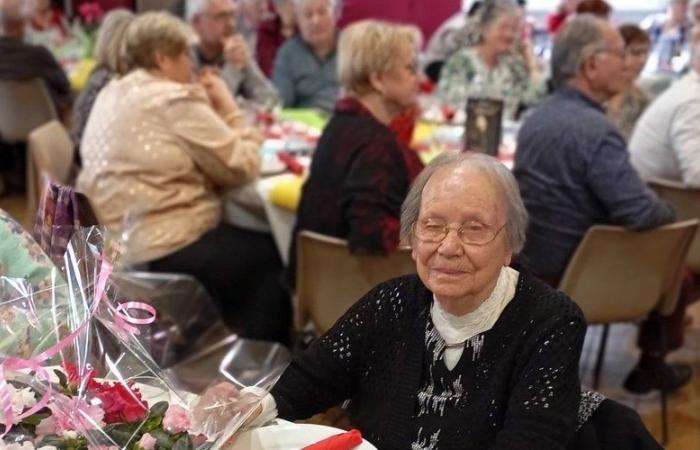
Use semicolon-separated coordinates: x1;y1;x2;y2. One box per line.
0;257;157;435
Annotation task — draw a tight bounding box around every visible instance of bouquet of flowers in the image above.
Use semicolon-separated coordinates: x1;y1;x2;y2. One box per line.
72;2;104;58
0;227;280;450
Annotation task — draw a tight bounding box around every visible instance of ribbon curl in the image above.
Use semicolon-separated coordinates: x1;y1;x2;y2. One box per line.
0;258;156;436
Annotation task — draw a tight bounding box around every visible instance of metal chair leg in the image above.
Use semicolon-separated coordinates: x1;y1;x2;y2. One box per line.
592;324;610;390
659;321;669;445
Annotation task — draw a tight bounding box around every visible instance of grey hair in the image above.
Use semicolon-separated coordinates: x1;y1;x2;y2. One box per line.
476;0;519;29
293;0;341;18
551;14;608;88
94;9;134;73
400;151;529;255
186;0;212;22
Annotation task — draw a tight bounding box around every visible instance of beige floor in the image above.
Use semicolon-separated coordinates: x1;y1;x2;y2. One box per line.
3;193;700;447
579;302;700;449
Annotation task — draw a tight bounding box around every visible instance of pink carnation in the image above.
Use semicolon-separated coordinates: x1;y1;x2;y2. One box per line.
139;433;157;450
35;416;56;436
49;395;105;433
162;405;191;433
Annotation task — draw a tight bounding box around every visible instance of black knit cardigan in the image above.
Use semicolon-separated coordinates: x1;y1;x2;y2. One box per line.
271;273;587;449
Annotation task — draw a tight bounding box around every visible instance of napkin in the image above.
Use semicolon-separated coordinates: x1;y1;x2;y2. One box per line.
301;429;363;450
269;175;305;211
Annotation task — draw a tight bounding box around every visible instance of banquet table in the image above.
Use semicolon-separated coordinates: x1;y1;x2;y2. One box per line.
230;420;377;449
224;112;520;263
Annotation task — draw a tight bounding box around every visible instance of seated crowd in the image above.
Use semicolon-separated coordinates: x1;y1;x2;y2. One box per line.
3;0;700;447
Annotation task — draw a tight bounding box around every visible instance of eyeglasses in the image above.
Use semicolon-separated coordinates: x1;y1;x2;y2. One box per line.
626;47;650;58
594;47;626;59
413;219;506;246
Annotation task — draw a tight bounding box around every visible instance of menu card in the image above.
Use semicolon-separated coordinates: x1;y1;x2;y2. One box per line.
464;98;504;156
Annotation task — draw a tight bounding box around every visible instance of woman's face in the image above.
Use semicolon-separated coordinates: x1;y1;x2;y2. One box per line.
411;165;512;314
481;14;519;55
157;51;194;84
375;40;421;115
624;40;650;80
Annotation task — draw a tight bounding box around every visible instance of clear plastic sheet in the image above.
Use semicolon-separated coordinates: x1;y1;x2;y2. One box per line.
0;227;285;450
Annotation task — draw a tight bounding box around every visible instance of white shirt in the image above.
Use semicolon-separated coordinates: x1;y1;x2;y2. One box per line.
629;71;700;187
431;266;519;370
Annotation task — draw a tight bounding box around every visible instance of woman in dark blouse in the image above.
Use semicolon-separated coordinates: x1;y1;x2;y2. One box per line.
287;19;422;285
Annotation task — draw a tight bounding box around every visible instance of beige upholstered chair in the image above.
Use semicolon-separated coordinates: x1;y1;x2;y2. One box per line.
648;177;700;272
295;230;416;334
558;219;699;444
26;120;75;226
0;79;57;144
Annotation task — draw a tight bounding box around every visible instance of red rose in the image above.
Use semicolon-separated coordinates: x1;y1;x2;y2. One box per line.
92;381;148;424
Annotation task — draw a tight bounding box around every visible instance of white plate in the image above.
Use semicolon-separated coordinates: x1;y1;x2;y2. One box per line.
229;421;377;450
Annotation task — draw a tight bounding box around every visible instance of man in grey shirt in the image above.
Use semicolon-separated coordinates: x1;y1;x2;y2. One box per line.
629;27;700;187
187;0;280;107
272;0;339;112
514;15;687;394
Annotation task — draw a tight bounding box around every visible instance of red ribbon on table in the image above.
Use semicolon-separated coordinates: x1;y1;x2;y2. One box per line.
301;429;364;450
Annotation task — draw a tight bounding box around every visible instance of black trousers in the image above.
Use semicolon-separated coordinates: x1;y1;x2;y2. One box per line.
149;223;292;345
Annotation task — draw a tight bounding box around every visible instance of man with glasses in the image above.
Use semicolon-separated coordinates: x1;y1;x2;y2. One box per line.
514;15;689;394
186;0;280;107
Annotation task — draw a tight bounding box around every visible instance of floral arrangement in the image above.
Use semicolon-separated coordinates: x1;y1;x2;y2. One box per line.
0;227;277;450
74;2;104;58
3;364;212;450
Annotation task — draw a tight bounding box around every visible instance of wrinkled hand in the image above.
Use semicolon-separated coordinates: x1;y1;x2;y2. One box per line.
192;382;263;436
223;35;251;70
198;67;238;116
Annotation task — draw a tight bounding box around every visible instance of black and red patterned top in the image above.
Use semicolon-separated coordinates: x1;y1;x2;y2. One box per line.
287;97;415;287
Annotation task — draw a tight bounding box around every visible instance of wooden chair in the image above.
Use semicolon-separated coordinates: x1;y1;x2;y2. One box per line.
0;79;57;144
296;230;416;334
26;120;75;227
648;177;700;273
558;220;699;444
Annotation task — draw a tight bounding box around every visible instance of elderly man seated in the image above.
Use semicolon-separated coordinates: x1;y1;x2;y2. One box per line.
629;25;700;186
513;15;689;394
272;0;339;111
0;0;71;119
186;0;280;107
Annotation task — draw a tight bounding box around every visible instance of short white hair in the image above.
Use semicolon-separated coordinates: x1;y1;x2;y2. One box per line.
185;0;211;22
293;0;341;18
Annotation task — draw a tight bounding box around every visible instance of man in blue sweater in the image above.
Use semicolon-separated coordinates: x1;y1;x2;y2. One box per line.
514;15;688;393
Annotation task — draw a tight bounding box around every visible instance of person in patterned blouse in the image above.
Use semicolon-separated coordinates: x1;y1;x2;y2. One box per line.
607;24;652;141
437;0;545;120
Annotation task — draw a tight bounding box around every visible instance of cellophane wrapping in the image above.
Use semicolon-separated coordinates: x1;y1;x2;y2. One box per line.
0;227;282;450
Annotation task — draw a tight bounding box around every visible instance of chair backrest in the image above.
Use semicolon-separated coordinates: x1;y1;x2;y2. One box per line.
135;0;174;12
26;120;75;226
558;220;698;324
296;230;416;334
0;78;57;144
648;177;700;272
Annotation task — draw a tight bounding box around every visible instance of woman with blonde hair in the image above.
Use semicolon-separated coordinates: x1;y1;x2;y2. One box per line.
286;19;422;287
78;12;291;343
71;8;134;151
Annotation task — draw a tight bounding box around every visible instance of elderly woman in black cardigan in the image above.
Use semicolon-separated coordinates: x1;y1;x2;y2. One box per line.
270;151;586;448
